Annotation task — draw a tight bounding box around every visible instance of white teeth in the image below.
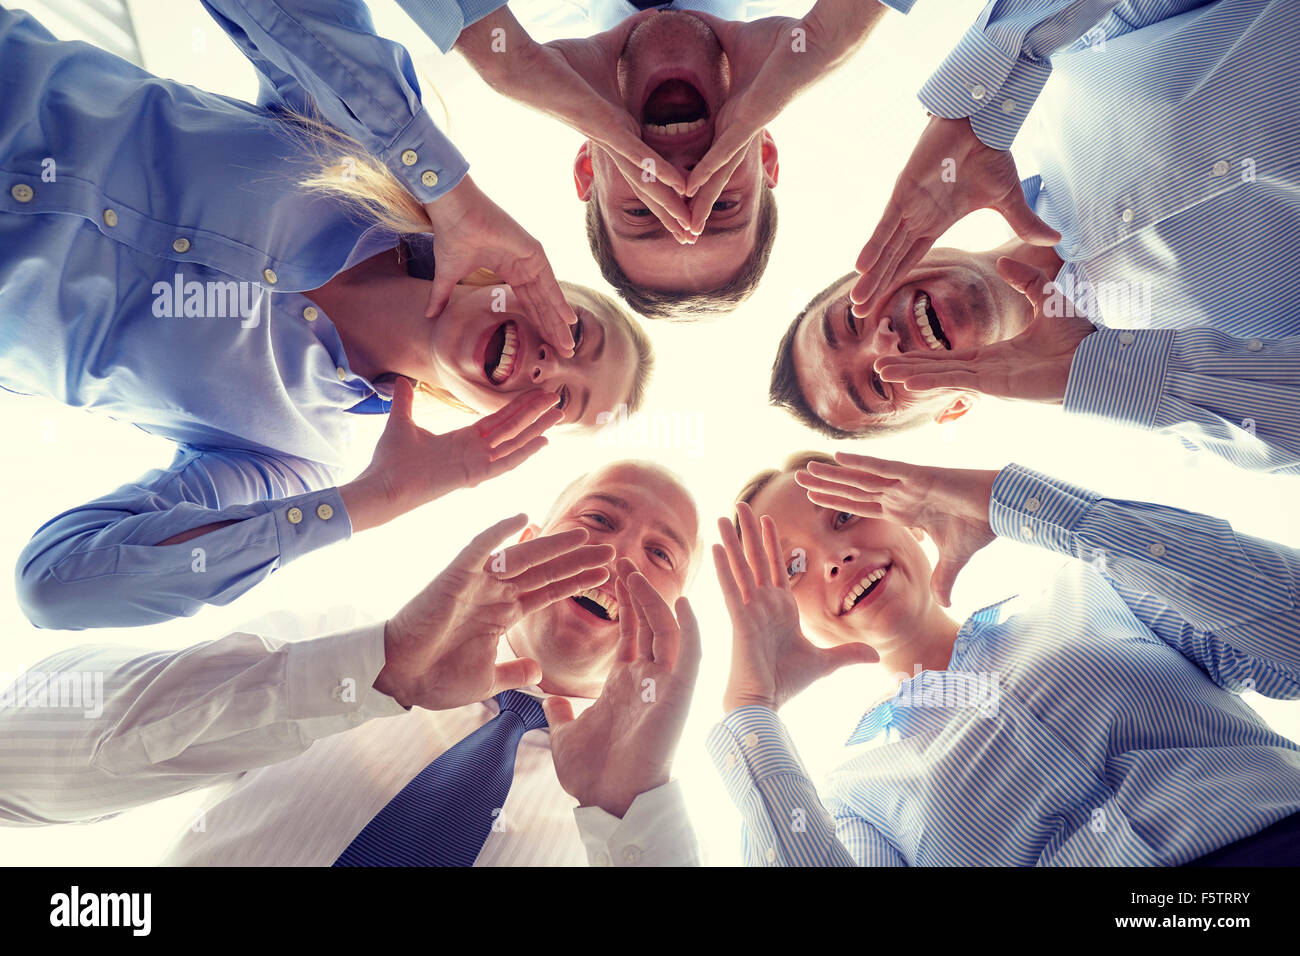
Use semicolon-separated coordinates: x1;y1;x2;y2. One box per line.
840;567;888;614
912;293;946;351
575;588;619;621
642;118;706;137
489;322;518;384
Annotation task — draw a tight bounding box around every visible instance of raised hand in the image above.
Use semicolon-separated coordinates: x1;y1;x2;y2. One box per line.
374;515;614;710
546;559;701;819
341;378;562;533
851;116;1060;320
794;454;998;607
422;175;575;354
714;502;877;713
875;257;1096;404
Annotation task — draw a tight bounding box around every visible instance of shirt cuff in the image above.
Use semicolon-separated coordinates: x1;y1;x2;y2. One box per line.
379;110;470;204
1064;328;1175;431
988;463;1100;556
877;0;917;12
707;706;809;806
287;622;409;735
268;486;352;565
573;779;700;866
395;0;507;53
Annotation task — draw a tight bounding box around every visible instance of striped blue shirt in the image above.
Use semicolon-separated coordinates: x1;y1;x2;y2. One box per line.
910;0;1300;474
707;463;1300;865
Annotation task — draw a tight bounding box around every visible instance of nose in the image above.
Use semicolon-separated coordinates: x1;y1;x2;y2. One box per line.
868;314;903;355
530;344;561;384
824;548;859;581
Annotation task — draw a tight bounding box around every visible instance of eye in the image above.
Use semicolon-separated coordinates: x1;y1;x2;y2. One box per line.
581;512;614;530
833;511;857;529
870;371;888;401
556;386;570;412
712;199;739;213
785;560;802;580
626;206;652;218
845;303;858;337
568;316;585;351
648;546;674;569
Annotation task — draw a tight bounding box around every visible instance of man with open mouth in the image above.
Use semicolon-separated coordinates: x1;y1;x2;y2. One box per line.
448;0;903;320
771;0;1300;476
1;460;706;866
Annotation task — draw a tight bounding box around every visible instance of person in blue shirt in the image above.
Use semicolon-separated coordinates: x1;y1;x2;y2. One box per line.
771;0;1300;476
706;449;1300;865
0;3;654;630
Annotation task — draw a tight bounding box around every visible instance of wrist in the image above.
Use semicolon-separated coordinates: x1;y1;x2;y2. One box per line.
372;621;413;709
339;477;396;533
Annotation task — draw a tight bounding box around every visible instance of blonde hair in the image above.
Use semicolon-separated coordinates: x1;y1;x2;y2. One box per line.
275;108;653;424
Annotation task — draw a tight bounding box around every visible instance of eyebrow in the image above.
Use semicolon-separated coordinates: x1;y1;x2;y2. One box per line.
821;306;839;351
611;219;751;242
844;375;881;418
591;316;606;362
579;493;691;556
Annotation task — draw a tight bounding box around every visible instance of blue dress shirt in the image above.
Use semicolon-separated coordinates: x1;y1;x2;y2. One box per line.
708;464;1300;865
0;2;478;628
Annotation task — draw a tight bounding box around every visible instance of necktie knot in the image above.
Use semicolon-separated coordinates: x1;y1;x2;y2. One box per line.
495;689;548;734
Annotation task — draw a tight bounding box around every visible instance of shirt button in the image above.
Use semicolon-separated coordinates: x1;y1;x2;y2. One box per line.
10;183;33;202
1000;98;1017;113
1149;542;1166;558
765;847;776;863
1022;526;1035;539
263;268;278;285
622;845;643;863
287;507;303;525
336;366;347;381
1118;331;1136;346
1245;338;1263;352
970;84;986;100
103;209;118;227
1025;497;1041;513
743;732;759;750
421;170;439;188
724;751;738;770
172;237;191;253
316;503;334;521
1121;208;1134;223
1212;160;1229;177
400;149;418;166
302;306;318;321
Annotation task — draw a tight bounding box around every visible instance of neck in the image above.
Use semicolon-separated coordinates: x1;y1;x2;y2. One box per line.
870;602;962;679
302;249;433;383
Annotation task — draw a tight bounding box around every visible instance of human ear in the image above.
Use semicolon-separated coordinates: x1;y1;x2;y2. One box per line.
933;393;975;425
519;524;541;543
573;142;595;201
760;130;779;188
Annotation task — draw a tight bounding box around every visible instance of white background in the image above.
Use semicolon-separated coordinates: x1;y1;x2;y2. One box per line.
2;0;1296;865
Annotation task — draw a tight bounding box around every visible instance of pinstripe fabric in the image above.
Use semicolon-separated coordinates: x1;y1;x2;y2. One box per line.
707;464;1300;866
334;690;548;867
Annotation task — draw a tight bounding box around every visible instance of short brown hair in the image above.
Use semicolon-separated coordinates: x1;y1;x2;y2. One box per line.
585;187;778;322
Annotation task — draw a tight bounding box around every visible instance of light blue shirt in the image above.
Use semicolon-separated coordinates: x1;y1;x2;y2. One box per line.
0;1;479;629
708;464;1300;865
911;0;1300;473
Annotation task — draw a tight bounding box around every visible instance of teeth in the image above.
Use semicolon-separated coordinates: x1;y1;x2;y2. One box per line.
575;588;619;621
489;322;518;383
840;567;887;614
912;293;945;351
642;118;707;137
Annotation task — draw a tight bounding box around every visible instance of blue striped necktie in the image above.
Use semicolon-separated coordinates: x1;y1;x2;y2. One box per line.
333;690;549;867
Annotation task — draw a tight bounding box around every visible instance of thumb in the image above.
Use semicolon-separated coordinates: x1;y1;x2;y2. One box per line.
930;557;967;608
995;256;1055;314
819;641;880;675
386;375;415;424
542;695;575;731
994;188;1060;247
492;658;542;694
425;273;460;319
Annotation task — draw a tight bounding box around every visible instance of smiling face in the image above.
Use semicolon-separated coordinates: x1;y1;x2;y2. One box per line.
424;284;639;428
747;470;932;648
790;248;1032;433
508;462;700;698
574;10;779;296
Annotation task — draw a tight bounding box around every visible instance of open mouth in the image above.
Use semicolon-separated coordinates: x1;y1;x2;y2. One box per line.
570;588;620;623
641;79;709;137
839;565;891;616
913;292;952;351
483;320;519;384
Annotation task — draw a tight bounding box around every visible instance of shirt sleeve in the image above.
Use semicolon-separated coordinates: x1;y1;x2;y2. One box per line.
1064;327;1300;475
989;463;1300;699
706;706;870;866
15;447;352;630
916;0;1125;148
196;0;469;202
0;618;406;826
572;779;701;866
393;0;508;52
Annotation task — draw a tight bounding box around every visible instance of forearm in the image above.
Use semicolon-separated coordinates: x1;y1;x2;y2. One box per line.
0;623;404;826
455;4;537;92
805;0;894;67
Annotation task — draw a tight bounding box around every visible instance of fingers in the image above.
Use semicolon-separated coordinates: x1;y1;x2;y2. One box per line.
852;232;934;319
804;489;885;517
456;513;532;572
387;375;415;423
687;149;745;234
491;657;543;694
995;256;1055;314
616;558;655;661
930;558;963;608
759;514;790;591
798;460;897;498
608;139;687;199
673;596;702;680
542;695;575;730
716;516;756;603
615;576;637;663
817;642;880;677
611;155;692;241
830;451;906;478
507;543;616;594
491;526;589;575
516;565;611;618
735;502;773;588
490;405;565;460
712;543;746;620
626;569;679;668
994;187;1061;247
851;213;907;308
425;273;462;320
684;122;751;199
511;268;576;356
476;391;562;446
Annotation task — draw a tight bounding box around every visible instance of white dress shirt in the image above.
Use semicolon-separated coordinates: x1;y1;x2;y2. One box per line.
0;608;699;866
504;0;817;42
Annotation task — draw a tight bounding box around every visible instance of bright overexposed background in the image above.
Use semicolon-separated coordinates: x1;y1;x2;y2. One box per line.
3;0;1296;866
